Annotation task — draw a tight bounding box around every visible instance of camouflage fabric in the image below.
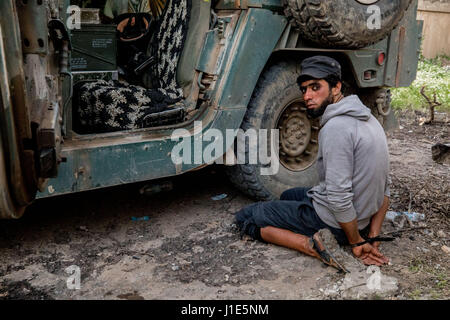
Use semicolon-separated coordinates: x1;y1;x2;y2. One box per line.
77;0;191;133
77;80;181;132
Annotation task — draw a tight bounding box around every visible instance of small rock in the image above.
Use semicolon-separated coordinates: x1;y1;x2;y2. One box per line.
437;230;446;238
171;265;179;271
422;229;434;237
221;266;232;273
339;266;398;299
400;268;410;275
192;246;204;254
224;275;229;281
324;286;339;297
441;245;450;255
431;143;450;165
430;242;439;247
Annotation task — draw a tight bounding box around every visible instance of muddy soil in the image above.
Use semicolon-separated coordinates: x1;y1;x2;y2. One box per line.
0;110;448;300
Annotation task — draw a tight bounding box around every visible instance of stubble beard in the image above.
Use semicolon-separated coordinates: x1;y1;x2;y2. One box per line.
306;91;334;119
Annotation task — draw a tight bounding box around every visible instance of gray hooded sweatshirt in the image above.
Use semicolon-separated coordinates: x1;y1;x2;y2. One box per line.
307;95;390;230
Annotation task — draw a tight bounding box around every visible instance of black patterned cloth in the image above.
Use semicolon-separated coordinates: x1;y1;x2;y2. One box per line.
76;0;191;133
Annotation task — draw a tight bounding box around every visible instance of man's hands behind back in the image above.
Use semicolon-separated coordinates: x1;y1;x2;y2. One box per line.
352;242;389;266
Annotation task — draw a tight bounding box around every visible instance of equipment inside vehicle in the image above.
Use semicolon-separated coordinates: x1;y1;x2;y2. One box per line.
72;0;190;134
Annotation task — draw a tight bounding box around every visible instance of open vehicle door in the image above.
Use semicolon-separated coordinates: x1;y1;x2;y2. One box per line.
0;0;66;218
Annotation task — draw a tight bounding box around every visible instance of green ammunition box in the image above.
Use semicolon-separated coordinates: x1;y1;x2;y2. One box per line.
70;24;117;71
72;70;119;84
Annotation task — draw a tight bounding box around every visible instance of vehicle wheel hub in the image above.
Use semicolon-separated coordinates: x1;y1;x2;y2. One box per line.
277;100;320;171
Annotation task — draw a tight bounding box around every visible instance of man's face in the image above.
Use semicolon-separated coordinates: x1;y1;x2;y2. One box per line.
299;79;333;119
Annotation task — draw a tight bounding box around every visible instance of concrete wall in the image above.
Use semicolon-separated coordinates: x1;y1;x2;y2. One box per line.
417;0;450;58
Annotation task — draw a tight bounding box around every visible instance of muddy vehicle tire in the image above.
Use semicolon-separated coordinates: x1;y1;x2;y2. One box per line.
284;0;412;49
226;62;320;201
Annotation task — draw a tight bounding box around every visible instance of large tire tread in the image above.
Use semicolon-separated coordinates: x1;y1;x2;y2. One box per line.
284;0;412;49
225;63;292;201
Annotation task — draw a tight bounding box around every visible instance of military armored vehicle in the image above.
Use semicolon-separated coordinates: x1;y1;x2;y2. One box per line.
0;0;422;218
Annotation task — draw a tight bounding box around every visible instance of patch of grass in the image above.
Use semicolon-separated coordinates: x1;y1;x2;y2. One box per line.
391;55;450;112
408;288;422;300
435;273;447;290
430;290;442;300
408;258;424;273
405;259;448;300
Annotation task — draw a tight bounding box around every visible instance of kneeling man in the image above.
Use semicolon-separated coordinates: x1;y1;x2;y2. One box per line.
235;56;391;268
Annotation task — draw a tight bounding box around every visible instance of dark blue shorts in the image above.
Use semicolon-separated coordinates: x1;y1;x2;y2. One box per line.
235;187;369;245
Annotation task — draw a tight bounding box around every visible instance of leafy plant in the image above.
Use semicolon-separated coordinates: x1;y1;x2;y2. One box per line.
391;55;450;111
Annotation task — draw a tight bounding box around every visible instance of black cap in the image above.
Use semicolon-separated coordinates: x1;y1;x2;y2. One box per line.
298;56;342;85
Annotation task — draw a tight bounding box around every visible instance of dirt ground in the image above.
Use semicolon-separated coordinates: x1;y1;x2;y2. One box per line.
0;110;448;300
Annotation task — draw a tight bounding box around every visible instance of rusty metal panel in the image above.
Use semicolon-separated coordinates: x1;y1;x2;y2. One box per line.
16;0;49;55
196;29;222;75
0;1;36;209
397;0;423;87
215;8;288;108
36;106;247;198
385;0;423;87
0;127;25;219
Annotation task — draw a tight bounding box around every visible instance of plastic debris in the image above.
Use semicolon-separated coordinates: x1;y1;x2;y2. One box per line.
385;211;425;222
211;193;227;201
131;216;150;221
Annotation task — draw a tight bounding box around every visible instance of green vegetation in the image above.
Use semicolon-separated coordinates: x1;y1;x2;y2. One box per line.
406;258;449;300
391;55;450;111
408;258;425;273
408;288;422;300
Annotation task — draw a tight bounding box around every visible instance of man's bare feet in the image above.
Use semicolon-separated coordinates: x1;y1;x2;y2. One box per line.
312;231;349;273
